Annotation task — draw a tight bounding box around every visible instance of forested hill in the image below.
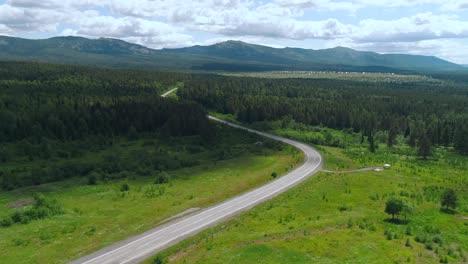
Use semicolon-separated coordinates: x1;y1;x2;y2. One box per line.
0;62;213;189
0;35;464;73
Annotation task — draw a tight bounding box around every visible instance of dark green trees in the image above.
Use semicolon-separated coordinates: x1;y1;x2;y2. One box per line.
387;126;398;147
180;75;468;156
441;189;458;210
454;123;468;155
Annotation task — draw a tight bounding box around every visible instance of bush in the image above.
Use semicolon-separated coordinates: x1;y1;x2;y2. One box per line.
386;232;393;240
155;172;169;184
433;235;443;245
120;183;130;192
405;226;413;235
0;217;13;227
153;255;166;264
415;234;428;243
338;204;351;212
271;172;278;179
440;255;448;263
425;241;434;250
405;238;412;247
87;173;97;185
11;211;23;223
4;193;65;228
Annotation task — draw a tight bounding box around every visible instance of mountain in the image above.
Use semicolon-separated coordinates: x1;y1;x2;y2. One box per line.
0;36;464;73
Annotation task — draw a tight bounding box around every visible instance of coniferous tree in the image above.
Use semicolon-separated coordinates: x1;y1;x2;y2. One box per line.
387;126;398;147
418;134;432;159
441;189;458;210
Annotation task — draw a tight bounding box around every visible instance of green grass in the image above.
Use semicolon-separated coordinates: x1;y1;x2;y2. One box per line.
154;130;467;264
0;126;302;263
221;71;441;84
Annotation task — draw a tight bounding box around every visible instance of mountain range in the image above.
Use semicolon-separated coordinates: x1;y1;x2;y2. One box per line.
0;35;464;73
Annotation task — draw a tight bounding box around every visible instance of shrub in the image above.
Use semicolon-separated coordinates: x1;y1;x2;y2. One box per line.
87;173;97;185
386;232;393;240
338;204;351;212
405;226;413;236
433;235;443;245
153;255;166;264
0;217;13;227
271;172;278;179
120;183;130;192
425;241;434;250
155;172;169;184
405;238;412;247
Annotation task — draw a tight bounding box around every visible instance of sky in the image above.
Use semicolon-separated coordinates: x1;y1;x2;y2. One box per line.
1;0;468;64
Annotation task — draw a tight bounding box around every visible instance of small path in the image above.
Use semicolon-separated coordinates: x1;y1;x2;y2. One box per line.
161;88;178;98
321;167;383;174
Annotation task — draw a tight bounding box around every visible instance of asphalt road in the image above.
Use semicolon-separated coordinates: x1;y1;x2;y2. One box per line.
160;88;178;98
71;90;323;264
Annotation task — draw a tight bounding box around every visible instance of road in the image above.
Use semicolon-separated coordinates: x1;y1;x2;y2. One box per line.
161;88;178;98
71;89;323;264
321;167;383;174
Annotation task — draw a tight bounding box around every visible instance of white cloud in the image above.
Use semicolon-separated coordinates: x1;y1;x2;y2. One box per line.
354;13;468;43
0;0;467;62
0;4;61;31
62;16;193;48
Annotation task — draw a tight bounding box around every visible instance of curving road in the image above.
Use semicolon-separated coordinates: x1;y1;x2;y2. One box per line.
71;89;323;264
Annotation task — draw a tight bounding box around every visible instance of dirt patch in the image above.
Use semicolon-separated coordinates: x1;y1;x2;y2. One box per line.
6;198;33;208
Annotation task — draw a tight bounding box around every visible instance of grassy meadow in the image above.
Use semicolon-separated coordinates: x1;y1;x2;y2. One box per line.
152;125;467;264
220;71;441;84
0;124;302;263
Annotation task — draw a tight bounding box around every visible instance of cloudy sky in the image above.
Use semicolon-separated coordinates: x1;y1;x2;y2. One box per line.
1;0;468;63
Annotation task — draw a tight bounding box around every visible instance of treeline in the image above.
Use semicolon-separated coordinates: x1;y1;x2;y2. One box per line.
0;62;210;143
0;97;211;142
179;75;468;155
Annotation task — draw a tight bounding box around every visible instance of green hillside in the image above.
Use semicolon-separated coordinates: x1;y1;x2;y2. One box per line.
0;36;464;73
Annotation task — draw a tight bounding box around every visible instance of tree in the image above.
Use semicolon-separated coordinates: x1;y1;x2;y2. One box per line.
271;172;278;179
87;173;97;185
441;188;458;210
127;125;138;141
454;124;468;155
385;197;404;219
387;126;398;147
368;132;376;153
417;134;432;159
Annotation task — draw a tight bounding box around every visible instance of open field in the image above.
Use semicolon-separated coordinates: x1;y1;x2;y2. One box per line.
153;127;467;264
0;125;302;264
220;71;443;84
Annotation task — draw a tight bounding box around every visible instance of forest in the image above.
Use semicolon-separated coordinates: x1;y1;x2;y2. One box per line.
0;62;213;190
179;75;468;155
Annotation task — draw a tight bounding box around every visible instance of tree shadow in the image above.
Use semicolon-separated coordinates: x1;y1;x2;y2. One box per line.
440;208;456;215
384;218;409;225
